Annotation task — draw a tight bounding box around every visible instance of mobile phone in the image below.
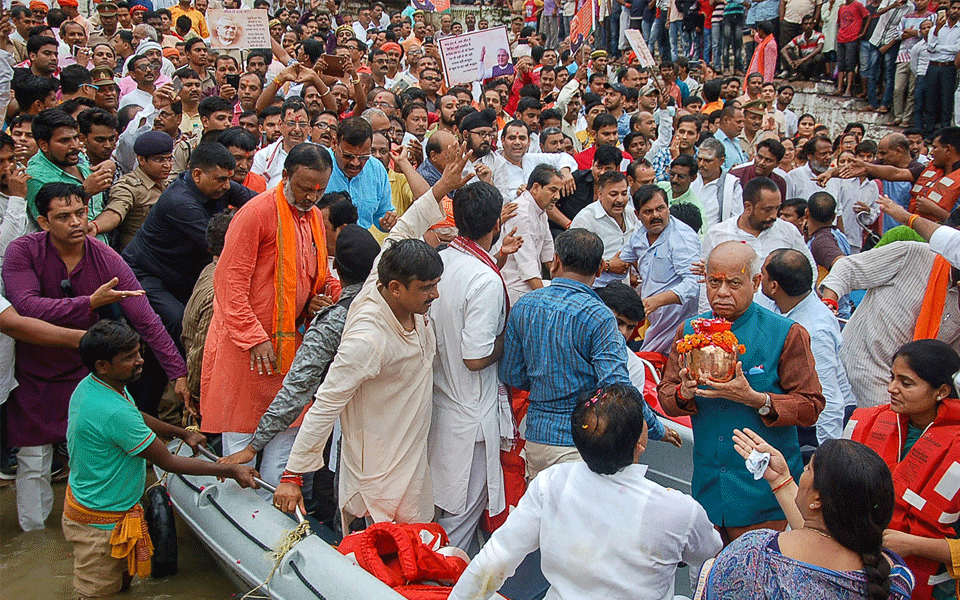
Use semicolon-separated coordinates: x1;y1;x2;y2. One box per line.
424;35;434;45
225;73;240;89
172;77;183;95
320;53;347;77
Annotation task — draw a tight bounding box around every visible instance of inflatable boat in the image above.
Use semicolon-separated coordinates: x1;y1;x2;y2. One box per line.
156;411;695;600
155;441;407;600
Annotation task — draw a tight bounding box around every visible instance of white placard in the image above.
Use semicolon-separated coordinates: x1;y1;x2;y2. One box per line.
624;29;656;70
208;8;270;50
438;26;514;87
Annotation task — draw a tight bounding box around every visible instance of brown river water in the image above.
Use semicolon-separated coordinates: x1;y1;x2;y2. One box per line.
0;476;238;600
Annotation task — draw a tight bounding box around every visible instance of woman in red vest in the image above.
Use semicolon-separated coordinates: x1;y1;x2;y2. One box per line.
848;339;960;600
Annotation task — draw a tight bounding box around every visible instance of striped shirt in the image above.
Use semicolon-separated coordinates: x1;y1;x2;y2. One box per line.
499;278;667;446
820;242;960;408
712;0;726;25
784;31;826;58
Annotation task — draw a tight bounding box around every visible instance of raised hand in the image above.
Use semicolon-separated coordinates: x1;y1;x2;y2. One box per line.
499;227;523;255
732;427;790;485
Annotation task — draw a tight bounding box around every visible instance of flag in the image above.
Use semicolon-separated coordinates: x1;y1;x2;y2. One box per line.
569;0;594;55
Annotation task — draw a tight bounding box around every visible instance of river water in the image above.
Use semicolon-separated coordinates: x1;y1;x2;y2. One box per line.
0;476;237;600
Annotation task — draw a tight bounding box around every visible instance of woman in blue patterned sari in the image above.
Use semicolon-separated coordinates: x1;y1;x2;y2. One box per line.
697;429;915;600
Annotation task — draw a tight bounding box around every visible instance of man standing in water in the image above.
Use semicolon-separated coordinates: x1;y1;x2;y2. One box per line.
63;320;257;599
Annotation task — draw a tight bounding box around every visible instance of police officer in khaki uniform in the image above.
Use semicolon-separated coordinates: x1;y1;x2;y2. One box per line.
738;99;768;159
88;2;125;47
91;131;173;249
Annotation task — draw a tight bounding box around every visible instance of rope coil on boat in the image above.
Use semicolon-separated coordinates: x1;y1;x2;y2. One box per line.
189;446;313;600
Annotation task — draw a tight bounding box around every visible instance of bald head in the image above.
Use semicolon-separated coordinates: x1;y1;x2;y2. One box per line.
882;132;910;155
705;241;761;320
763;248;814;298
709;240;759;277
425;130;458;169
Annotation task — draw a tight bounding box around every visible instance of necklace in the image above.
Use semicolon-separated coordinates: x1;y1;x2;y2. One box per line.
803;527;833;540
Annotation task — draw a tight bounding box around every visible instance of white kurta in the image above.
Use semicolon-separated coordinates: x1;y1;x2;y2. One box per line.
448;462;722;600
251;139;288;189
499;191;555;305
784;162;842;204
479;150;577;204
285;190;445;528
429;248;507;516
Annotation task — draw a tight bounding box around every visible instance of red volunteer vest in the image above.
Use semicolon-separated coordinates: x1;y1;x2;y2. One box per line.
849;400;960;599
909;165;960;221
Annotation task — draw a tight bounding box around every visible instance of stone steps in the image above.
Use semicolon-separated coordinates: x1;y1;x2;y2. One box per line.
785;80;903;140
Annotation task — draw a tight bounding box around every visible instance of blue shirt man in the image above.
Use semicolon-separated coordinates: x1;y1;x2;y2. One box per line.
761;249;855;446
499;228;673;480
325;144;393;231
620;214;701;355
714;107;749;171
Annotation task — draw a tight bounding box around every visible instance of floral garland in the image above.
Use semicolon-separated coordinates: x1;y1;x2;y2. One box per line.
676;318;746;355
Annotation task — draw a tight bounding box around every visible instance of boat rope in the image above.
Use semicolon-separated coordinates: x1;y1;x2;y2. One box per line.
148;424;203;492
240;519;313;599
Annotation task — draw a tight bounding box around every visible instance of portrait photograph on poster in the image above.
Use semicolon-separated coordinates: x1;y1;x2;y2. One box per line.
438;26;514;87
208;8;270;49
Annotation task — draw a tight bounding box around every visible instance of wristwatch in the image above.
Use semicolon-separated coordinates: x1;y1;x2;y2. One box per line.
758;394;772;416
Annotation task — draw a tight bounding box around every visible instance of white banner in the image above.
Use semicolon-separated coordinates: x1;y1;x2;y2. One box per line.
208;8;270;50
438;26;514;87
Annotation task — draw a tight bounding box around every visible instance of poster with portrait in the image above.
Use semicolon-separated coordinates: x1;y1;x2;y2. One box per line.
438;26;514;87
569;0;595;55
208;8;270;50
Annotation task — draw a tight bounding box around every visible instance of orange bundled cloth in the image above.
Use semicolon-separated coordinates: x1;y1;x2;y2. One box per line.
913;255;952;341
63;485;154;578
273;182;327;373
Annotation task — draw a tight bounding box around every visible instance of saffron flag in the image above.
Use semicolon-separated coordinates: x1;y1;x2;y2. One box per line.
569;0;595;55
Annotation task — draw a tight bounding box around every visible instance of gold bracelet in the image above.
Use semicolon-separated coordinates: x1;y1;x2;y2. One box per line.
908;214;919;229
771;475;793;493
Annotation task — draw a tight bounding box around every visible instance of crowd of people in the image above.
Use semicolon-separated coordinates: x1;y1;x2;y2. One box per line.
1;0;960;598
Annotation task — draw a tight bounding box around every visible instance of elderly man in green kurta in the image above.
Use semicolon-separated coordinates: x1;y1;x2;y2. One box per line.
658;241;825;546
25;109;115;242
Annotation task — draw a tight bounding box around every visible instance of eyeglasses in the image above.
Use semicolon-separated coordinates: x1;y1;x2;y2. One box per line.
421;76;442;82
284;121;310;128
148;155;174;163
372;101;395;109
60;279;74;298
340;150;371;163
135;63;159;71
374;128;392;138
469;130;495;139
312;122;335;130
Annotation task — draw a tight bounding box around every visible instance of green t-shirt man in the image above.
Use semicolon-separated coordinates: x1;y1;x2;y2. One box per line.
66;374;156;529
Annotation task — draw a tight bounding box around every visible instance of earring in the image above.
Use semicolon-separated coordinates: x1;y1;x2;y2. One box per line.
810;503;817;509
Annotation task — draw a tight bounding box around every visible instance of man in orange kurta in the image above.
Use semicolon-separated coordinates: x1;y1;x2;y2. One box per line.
200;144;341;493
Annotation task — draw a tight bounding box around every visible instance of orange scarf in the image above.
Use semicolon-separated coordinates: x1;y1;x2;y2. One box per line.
273;183;326;374
913;255;952;340
63;485;154;578
745;34;773;85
